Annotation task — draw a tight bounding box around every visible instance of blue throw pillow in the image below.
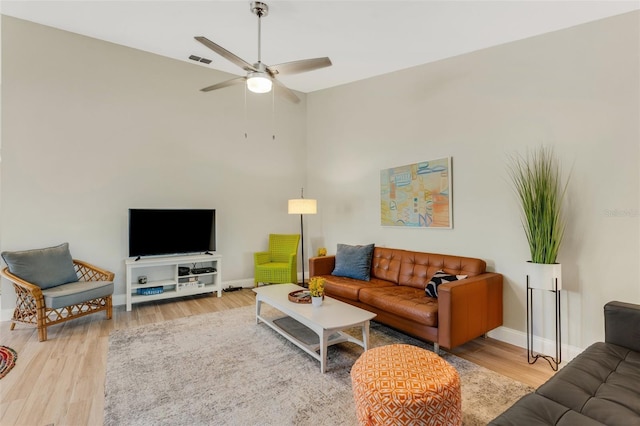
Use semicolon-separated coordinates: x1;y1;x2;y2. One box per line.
1;242;78;289
332;243;375;281
425;270;468;298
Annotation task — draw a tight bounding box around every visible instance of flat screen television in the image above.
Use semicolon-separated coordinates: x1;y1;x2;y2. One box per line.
128;209;216;258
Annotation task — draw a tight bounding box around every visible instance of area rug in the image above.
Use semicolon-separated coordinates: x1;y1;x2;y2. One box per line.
0;346;18;380
105;306;532;425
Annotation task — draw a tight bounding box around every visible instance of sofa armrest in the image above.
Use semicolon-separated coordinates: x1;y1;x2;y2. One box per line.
309;256;335;277
605;301;640;352
437;272;503;349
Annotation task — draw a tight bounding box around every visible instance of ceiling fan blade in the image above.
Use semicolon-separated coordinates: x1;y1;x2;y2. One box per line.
267;57;332;76
272;78;300;103
194;36;258;72
200;77;246;92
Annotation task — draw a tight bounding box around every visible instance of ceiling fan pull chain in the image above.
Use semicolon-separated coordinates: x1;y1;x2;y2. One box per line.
272;88;276;140
244;83;248;139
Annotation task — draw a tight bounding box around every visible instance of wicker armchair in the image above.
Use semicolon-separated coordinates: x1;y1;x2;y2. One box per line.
1;259;114;342
254;234;300;286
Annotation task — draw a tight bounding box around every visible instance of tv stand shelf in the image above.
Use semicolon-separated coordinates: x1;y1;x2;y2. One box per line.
125;253;222;311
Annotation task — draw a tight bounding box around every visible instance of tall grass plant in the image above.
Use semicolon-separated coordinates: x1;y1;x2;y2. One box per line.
508;147;570;264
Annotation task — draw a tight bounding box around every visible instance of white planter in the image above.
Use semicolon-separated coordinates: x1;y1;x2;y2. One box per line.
525;262;562;291
311;296;323;307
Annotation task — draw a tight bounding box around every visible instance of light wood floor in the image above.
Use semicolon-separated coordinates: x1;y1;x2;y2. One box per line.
0;289;555;426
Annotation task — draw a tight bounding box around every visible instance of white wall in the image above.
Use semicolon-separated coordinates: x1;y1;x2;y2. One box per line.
306;11;640;351
1;16;309;311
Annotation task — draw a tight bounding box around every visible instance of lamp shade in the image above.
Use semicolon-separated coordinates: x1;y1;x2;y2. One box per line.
288;199;317;215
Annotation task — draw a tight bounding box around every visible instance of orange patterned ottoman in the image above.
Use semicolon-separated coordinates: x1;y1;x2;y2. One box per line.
350;344;462;426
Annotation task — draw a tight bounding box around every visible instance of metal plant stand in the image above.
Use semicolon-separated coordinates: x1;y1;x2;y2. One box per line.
526;276;561;371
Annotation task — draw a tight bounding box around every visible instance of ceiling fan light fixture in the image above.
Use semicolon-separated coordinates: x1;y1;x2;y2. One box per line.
246;72;272;93
195;1;330;103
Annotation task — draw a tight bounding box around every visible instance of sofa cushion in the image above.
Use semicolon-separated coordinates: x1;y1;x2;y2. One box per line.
371;247;402;283
1;243;78;289
359;286;439;327
397;251;485;289
425;270;468;298
332;243;375;281
323;275;395;302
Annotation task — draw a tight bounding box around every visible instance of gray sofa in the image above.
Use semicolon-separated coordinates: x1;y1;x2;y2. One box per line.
490;301;640;425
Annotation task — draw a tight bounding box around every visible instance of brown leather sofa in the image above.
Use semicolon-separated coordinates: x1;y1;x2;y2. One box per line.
309;247;503;352
490;301;640;425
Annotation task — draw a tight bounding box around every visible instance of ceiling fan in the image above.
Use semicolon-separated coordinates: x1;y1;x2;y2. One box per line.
195;1;332;103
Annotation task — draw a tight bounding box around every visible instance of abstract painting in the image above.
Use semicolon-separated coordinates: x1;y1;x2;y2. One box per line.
380;157;452;228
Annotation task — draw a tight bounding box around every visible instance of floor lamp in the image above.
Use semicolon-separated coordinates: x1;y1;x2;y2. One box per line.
288;188;317;285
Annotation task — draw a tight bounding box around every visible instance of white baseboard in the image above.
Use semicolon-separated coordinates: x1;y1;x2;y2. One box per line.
112;293;126;307
488;326;584;365
1;307;13;322
222;278;255;290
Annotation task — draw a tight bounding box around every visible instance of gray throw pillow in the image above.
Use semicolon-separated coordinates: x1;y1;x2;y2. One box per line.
332;243;375;281
1;242;78;289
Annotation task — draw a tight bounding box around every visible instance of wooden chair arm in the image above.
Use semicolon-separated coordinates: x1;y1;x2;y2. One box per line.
73;259;115;281
1;267;44;297
1;267;46;319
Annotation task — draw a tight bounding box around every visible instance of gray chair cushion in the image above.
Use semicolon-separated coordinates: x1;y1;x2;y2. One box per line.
41;280;114;309
1;243;78;289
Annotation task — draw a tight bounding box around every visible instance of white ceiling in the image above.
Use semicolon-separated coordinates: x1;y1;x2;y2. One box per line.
2;1;639;93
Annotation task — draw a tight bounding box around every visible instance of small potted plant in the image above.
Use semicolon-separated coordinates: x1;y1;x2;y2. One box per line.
308;277;325;307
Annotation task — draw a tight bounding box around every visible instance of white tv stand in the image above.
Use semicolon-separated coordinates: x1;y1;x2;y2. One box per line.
125;253;222;311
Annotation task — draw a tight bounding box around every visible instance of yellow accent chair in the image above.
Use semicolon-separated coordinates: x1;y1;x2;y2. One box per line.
254;234;300;286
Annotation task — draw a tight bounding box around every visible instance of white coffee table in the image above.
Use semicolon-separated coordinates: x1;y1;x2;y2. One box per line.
253;283;376;373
